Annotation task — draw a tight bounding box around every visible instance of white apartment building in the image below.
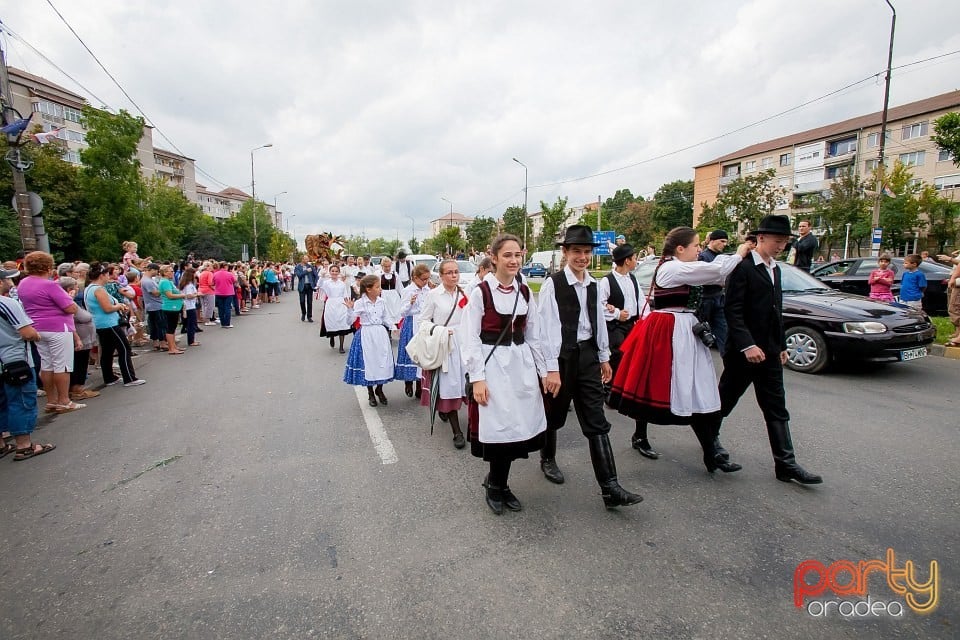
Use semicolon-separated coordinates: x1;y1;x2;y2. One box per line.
430;212;473;237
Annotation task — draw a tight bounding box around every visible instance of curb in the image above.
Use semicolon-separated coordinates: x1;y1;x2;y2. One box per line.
931;344;960;359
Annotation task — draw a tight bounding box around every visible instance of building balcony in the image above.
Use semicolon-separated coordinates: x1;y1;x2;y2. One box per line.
719;174;740;186
823;149;857;166
793;180;832;195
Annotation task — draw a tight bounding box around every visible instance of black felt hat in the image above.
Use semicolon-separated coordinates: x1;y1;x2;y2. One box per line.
611;243;636;263
556;225;600;247
753;215;794;237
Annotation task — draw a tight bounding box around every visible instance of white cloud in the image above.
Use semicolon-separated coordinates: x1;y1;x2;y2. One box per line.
4;0;960;247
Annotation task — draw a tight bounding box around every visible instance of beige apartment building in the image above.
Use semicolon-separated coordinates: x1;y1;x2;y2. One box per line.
693;90;960;226
430;212;474;236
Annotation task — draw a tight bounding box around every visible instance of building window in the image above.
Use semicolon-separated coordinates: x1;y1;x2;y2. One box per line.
939;149;955;162
901;121;928;140
761;157;773;169
63;106;82;123
62;150;81;164
63;129;85;143
780;153;792;166
828;137;857;156
899;151;925;167
865;159;879;172
935;174;960;190
722;164;740;177
744;160;757;172
826;165;850;180
778;177;791;188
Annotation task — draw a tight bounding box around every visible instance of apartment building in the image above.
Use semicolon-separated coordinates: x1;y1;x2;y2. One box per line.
526;201;597;240
693;90;960;225
430;212;474;236
195;185;280;226
7;67;89;165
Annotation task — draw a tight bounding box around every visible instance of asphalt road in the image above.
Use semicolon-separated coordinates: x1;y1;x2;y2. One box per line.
0;294;956;639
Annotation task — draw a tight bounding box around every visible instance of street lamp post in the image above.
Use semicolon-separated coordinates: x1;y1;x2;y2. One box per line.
844;222;852;259
870;0;896;257
513;158;528;250
405;215;415;248
250;143;273;260
440;197;453;255
272;190;287;229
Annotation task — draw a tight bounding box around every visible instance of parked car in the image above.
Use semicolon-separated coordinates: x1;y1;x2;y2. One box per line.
429;259;479;289
810;257;951;315
633;258;936;374
520;262;547;278
405;254;439;273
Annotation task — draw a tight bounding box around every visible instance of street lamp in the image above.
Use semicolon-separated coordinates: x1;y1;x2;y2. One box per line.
405;215;415;247
441;197;453;227
272;190;287;226
513;157;528;250
250;143;273;260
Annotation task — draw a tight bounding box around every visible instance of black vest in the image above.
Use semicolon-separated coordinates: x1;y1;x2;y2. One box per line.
604;271;640;321
551;272;598;354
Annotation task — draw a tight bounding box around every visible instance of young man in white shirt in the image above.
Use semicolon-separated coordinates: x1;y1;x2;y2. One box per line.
537;225;643;509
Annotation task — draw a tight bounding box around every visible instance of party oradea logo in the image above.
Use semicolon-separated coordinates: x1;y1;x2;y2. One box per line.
794;548;938;618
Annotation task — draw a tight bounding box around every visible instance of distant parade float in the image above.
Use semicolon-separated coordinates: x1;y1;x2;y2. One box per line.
304;232;346;261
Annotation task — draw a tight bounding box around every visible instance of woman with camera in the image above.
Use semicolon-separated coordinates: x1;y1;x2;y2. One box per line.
607;227;750;474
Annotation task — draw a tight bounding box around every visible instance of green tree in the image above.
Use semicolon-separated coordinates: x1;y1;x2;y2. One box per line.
465;215;498;251
221;200;276;260
182;216;229;260
652;179;694;231
535;196;568;250
616;200;659;249
798;173;871;257
695;201;735;239
367;238;402;257
876;161;926;252
933;112;960;167
408;237;421;253
267;232;297;262
712;168;789;232
918;185;960;253
78;106;146;260
0;207;22;260
501;206;527;243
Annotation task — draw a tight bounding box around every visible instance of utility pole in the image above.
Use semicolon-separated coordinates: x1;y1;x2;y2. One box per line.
871;0;896;257
0;40;40;253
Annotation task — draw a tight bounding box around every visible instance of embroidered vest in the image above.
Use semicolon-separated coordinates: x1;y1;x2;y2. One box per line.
550;272;597;353
380;273;398;291
604;271;640;321
651;258;702;311
478;280;529;345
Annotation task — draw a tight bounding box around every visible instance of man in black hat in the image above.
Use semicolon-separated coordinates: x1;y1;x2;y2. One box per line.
537;225;643;508
599;243;657;459
716;214;822;485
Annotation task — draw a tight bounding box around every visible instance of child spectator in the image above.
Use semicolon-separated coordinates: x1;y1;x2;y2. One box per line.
868;254;895;303
899;254;926;310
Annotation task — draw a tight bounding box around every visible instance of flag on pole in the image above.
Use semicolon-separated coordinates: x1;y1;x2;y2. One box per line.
32;127;64;144
0;117;32;136
882;184;896;197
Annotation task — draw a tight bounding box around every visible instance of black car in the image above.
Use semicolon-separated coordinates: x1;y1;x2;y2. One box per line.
810;257;951;315
633;259;936;374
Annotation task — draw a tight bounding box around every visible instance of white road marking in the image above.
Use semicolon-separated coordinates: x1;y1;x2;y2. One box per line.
354;386;399;464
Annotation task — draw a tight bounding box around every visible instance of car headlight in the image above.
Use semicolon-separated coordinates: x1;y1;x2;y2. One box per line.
842;321;887;334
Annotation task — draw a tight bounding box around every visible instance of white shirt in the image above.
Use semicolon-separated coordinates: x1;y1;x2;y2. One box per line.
418;285;466;329
598;269;643;321
750;250;777;284
396;260;413;282
537;266;611;370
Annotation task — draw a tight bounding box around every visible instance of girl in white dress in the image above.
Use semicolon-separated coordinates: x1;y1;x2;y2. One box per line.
395;264;432;398
319;265;354;353
378;258;403;328
418;259;468;449
343;275;398;407
461;234;548;515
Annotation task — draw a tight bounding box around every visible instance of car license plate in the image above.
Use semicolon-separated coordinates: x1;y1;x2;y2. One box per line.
900;347;927;361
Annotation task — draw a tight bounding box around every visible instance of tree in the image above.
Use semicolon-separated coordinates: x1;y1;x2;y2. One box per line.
408;237;421;253
798;173;870;257
465;216;498;251
616;201;659;249
367;238;402;257
267;232;297;262
711;168;789;232
918;185;960;253
182;216;229;260
933;112;960;167
876;161;926;253
652;180;694;231
695;201;734;239
221;200;276;260
501;206;526;243
78;106;146;260
535;196;568;250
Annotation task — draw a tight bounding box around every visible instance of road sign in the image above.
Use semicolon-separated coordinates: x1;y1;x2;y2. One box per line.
871;227;883;257
593;231;616;256
10;191;42;214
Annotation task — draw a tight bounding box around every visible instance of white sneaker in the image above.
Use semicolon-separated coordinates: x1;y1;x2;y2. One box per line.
222;325;234;328
204;321;217;326
124;379;146;387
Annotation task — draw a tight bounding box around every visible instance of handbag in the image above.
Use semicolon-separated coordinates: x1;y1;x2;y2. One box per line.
117;310;131;328
464;279;521;399
1;344;33;386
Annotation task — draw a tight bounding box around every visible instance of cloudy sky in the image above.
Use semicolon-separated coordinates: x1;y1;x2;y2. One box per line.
3;1;960;246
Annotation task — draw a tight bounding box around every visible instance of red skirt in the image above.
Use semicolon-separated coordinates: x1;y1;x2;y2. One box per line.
607;312;686;424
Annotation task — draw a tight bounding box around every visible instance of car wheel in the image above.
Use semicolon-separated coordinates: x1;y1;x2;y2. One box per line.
784;325;829;374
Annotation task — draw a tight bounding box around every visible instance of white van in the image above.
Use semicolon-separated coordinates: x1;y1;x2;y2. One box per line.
528;250;562;275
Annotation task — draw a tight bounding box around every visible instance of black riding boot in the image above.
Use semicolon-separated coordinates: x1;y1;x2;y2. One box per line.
404;381;413;397
375;384;388;405
631;420;660;459
540;429;564;484
449;411;465;449
713;436;730;461
367;386;377;407
414;379;422;399
767;420;823;484
691;416;741;473
483;460;512;515
587;434;643;508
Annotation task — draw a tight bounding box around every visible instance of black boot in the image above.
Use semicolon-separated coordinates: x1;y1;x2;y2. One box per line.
588;434;643;508
482;474;504;515
713;436;730;461
404;381;413;397
329;335;335;348
449;411;466;449
414;380;422;399
631;420;660;460
691;417;741;473
367;387;378;407
540;429;565;484
375;385;388;406
768;420;823;484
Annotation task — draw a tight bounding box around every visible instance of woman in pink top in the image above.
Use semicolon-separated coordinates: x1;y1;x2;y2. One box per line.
16;251;83;413
868;254;895;303
212;262;237;328
197;262;217;325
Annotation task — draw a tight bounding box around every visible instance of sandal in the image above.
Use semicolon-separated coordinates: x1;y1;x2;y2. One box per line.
946;340;960;347
0;441;15;459
188;343;201;347
55;401;87;413
168;350;186;355
13;442;56;461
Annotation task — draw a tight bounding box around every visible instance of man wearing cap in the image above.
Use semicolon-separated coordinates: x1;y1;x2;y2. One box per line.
606;234;626;253
717;214;822;485
537;225;643;508
600;243;657;459
698;230;730;356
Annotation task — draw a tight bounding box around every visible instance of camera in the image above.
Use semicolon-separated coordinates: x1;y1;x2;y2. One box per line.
692;321;717;348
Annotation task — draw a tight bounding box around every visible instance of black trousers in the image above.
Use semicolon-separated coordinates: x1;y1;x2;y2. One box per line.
544;342;611;437
97;325;137;384
718;352;790;424
299;286;314;318
606;320;636;377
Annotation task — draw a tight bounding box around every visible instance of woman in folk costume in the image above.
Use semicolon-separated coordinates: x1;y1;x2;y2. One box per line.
319;264;354;354
396;264;433;399
462;234;548;514
607;226;751;474
343;275;399;407
378;257;403;327
418;258;469;449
